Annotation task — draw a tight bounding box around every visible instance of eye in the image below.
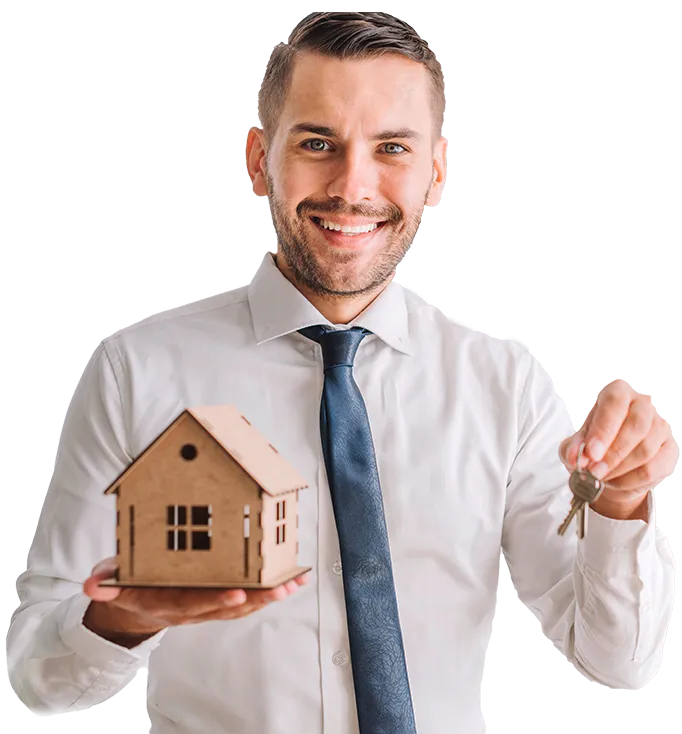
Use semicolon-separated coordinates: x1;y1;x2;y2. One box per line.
301;139;407;155
383;143;407;155
302;139;331;152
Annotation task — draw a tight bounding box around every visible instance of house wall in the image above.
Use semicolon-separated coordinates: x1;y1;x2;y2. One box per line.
116;415;263;586
260;490;298;585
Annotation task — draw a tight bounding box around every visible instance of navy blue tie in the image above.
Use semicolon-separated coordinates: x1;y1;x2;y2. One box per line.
298;325;417;734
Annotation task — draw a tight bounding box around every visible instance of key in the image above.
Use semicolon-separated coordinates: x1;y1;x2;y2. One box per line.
558;441;591;537
558;471;602;537
557;442;606;538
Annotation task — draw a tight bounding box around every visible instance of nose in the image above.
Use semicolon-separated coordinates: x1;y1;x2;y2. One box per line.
325;144;379;205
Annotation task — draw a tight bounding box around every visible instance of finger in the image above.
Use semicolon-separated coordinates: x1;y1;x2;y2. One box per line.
110;586;243;623
221;589;248;606
196;577;311;622
603;438;677;493
248;586;288;604
152;587;249;617
83;571;122;601
92;556;118;576
588;396;656;478
83;558;122;602
243;580;301;606
218;585;283;608
599;414;667;481
583;381;634;464
191;601;270;623
559;432;589;470
560;403;598;468
218;573;310;606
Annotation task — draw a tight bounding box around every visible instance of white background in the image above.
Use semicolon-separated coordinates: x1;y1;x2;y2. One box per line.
0;0;680;734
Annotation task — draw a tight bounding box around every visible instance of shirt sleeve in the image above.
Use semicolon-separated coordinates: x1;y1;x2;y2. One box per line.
6;340;167;714
501;344;675;690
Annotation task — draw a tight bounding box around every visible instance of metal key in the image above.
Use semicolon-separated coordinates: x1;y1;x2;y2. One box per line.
557;442;606;538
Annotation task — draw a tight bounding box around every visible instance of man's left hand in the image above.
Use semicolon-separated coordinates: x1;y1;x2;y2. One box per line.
559;379;678;514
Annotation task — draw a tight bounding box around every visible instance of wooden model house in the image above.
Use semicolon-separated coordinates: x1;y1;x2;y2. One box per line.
99;405;310;589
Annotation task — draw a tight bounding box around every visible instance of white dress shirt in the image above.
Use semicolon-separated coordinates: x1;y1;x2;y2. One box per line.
6;251;675;733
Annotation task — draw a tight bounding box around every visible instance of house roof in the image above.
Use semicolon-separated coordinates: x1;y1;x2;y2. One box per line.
103;405;309;497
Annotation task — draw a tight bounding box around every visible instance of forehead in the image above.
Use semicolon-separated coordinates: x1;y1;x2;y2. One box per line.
281;51;431;132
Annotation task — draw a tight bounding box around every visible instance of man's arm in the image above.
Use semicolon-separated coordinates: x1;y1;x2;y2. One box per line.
6;340;166;714
82;596;166;649
502;345;675;689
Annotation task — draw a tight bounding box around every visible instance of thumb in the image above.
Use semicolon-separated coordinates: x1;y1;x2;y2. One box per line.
92;557;118;576
559;431;588;469
83;556;122;602
560;400;599;469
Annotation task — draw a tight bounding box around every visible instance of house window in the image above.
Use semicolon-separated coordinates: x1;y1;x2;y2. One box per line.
243;505;250;538
276;500;286;520
243;505;250;578
275;500;286;545
167;504;212;551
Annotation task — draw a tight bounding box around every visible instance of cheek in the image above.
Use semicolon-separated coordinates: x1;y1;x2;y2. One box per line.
379;169;422;206
278;160;318;199
274;179;299;207
276;170;310;217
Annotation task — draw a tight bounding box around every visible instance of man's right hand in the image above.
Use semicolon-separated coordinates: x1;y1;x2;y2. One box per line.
82;557;310;648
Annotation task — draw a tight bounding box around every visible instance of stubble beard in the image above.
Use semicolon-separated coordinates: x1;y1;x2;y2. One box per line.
264;172;429;299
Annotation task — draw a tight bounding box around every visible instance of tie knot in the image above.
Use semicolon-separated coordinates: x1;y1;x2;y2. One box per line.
298;325;371;371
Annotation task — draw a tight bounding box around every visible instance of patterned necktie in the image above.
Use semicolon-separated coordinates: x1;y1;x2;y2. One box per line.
298;325;417;734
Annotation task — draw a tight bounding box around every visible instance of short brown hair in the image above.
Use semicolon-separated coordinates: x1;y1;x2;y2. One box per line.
257;12;445;152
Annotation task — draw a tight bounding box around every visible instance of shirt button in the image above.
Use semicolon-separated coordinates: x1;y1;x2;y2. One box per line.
332;651;349;667
332;560;343;575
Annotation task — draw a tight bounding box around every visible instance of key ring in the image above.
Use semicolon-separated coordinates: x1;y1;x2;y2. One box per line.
576;441;585;471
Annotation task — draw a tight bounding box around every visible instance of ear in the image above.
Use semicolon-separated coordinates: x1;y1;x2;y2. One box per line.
246;127;269;197
426;137;447;206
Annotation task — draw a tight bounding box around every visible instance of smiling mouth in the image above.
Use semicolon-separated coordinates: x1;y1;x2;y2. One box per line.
310;216;387;235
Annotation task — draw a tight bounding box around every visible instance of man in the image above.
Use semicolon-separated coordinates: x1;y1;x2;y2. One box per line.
6;11;677;734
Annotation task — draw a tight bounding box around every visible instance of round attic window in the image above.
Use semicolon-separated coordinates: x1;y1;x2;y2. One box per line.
180;443;198;460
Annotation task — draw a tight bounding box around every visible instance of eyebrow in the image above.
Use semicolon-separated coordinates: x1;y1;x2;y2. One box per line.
287;122;422;142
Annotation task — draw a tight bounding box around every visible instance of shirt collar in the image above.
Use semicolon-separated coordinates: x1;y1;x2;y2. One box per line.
247;251;412;355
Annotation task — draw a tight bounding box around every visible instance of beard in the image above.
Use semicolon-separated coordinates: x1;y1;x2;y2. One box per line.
263;171;430;299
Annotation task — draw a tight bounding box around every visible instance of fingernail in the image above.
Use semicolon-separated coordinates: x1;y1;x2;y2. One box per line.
591;461;608;479
92;560;117;576
588;439;606;462
569;438;586;465
223;591;246;606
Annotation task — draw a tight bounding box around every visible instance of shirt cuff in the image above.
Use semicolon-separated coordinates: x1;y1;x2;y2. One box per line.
58;592;167;671
578;490;655;577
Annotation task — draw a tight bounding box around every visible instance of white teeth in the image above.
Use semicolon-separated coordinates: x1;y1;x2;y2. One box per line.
316;218;379;234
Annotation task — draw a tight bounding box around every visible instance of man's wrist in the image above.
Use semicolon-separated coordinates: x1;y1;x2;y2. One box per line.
589;491;650;522
83;601;167;648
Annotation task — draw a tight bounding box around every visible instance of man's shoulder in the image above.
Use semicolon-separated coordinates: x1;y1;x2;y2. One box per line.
400;282;530;364
103;283;250;346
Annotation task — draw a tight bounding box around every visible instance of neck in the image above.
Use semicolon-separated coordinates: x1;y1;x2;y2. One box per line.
273;253;393;324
